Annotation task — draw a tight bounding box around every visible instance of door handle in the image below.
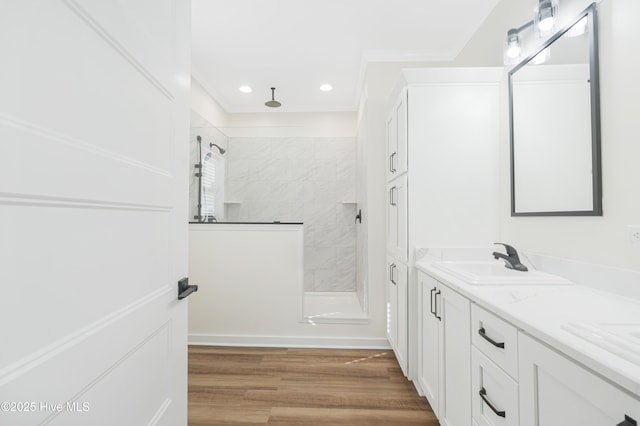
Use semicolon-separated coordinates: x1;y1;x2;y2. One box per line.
430;287;437;316
178;277;198;300
390;152;397;173
618;415;638;426
390;264;397;285
434;290;441;321
355;209;362;224
478;327;505;349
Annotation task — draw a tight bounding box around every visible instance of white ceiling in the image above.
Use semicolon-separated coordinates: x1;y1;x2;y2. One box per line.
191;0;500;113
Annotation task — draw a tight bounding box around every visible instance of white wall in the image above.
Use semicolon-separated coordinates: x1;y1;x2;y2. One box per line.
498;0;640;271
191;77;228;128
188;225;388;347
222;111;357;138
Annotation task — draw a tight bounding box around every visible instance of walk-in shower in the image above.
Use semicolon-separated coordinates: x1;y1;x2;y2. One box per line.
189;110;365;323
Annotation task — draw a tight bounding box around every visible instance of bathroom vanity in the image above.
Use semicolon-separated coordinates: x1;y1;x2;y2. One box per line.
414;250;640;426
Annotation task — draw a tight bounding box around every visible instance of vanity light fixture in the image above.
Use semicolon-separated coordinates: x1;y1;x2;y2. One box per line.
503;0;559;65
319;84;333;92
504;28;523;65
239;85;252;93
534;0;558;37
503;21;534;65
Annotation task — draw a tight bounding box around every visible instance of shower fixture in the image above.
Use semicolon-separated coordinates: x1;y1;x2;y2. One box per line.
210;143;226;154
264;87;281;108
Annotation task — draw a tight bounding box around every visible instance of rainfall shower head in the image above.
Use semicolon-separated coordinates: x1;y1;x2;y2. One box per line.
210;143;226;154
265;87;281;108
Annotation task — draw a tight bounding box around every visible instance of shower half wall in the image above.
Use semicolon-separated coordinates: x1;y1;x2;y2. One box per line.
225;136;357;293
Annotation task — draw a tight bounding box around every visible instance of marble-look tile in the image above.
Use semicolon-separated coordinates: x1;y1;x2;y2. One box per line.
304;203;337;226
227;138;253;159
334;225;356;248
247;201;279;222
334;269;356;292
226;178;248;200
337;204;357;226
244;180;272;204
304;247;336;270
278;201;303;222
335;180;356;201
336;158;356;183
312;181;337;203
227;159;249;179
337;246;356;270
306;159;336;181
245;138;272;159
305;225;336;248
314;269;338;290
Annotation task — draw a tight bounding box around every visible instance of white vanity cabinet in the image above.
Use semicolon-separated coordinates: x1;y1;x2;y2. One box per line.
519;333;640;426
418;271;471;426
387;256;408;374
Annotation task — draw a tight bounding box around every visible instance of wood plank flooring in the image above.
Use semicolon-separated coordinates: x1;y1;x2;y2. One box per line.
188;346;437;425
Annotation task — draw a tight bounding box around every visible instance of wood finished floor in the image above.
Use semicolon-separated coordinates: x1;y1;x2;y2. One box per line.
188;346;437;425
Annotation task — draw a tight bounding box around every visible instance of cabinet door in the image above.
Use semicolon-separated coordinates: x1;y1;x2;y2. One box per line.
519;333;640;426
395;262;408;376
386;112;397;181
386;176;407;261
439;283;472;426
386;89;408;180
394;89;408;176
386;258;398;349
418;272;440;417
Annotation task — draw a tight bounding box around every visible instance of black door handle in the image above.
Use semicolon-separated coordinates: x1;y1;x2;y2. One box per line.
355;209;362;224
434;290;441;321
430;287;437;316
478;327;505;349
618;415;638;426
479;387;506;418
178;277;198;300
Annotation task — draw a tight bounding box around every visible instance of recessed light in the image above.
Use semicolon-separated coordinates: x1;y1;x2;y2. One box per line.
239;85;252;93
320;84;333;92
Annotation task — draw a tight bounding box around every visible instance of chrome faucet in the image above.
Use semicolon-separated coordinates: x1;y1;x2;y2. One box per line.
492;243;528;272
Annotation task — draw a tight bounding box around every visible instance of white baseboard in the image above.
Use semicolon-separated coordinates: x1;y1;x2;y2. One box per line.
188;333;391;349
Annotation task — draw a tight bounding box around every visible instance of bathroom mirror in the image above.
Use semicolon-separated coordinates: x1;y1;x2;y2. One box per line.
508;4;602;216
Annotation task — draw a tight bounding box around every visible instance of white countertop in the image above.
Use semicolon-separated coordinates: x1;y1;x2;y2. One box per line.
416;259;640;399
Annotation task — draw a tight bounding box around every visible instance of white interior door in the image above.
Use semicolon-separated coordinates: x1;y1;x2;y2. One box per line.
0;1;191;425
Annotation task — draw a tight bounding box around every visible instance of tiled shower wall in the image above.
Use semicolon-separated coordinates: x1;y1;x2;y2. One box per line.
226;137;357;292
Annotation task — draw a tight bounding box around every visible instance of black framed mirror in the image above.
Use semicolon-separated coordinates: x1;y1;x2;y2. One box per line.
508;3;602;216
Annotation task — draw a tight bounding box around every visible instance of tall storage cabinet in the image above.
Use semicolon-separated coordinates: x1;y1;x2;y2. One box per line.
386;89;409;375
385;68;501;389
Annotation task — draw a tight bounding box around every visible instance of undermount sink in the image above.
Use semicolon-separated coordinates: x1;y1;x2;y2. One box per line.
562;322;640;367
429;261;574;285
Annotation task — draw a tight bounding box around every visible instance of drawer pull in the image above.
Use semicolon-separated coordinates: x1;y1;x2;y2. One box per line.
479;387;506;418
478;327;505;349
617;415;637;426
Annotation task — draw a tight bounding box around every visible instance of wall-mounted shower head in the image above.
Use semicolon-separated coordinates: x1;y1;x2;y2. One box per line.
210;143;226;155
265;87;281;108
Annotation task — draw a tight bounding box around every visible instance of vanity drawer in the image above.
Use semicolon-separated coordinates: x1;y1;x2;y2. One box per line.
471;304;518;380
472;346;519;426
